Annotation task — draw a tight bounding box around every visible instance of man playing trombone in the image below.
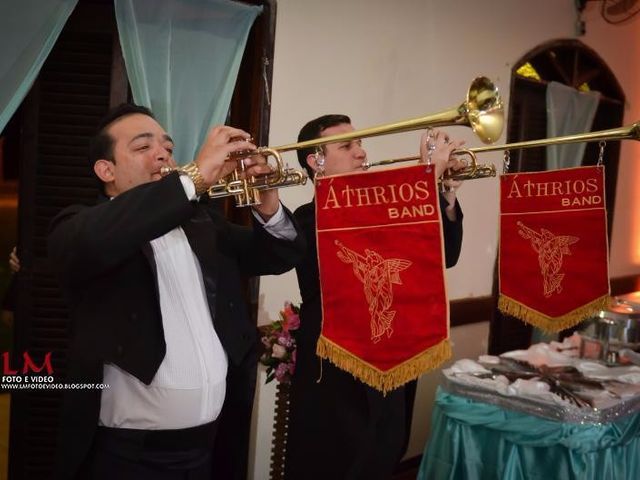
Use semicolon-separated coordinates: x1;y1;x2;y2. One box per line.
285;114;465;480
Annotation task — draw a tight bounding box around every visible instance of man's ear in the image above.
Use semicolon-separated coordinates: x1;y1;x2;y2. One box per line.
306;153;319;172
93;159;114;183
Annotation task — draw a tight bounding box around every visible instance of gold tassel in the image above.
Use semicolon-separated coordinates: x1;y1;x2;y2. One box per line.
498;294;608;333
316;336;451;394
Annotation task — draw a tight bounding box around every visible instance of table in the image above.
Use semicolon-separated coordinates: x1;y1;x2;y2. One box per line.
418;387;640;480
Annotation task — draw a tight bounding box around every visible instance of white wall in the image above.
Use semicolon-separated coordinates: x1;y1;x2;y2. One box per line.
581;6;640;275
249;1;640;478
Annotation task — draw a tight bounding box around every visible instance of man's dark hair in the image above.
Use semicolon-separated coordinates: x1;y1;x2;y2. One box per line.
89;103;155;166
296;114;351;178
88;103;155;193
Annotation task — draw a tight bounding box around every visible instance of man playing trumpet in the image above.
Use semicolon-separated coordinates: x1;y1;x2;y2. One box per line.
47;103;305;479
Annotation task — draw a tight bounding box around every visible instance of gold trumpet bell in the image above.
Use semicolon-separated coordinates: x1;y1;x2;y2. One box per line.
464;76;504;145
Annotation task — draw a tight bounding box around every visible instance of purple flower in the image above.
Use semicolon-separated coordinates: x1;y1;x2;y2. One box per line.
259;301;300;384
275;363;289;382
277;332;291;346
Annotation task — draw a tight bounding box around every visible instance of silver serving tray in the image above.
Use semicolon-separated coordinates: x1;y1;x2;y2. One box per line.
442;372;640;424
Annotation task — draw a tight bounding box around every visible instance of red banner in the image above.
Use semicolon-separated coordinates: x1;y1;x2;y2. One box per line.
315;165;450;393
499;166;610;331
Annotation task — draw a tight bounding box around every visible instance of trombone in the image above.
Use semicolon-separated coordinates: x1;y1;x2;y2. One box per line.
163;76;504;206
367;122;640;180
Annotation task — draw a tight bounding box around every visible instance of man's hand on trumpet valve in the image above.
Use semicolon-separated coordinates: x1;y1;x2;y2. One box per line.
238;152;282;221
194;125;256;184
193;125;281;219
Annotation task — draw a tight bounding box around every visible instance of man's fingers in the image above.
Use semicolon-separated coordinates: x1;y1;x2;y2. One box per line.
447;158;467;171
209;125;252;142
244;164;273;177
9;256;20;273
227;139;256;153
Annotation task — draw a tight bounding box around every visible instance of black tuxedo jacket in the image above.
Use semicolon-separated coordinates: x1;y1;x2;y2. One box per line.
47;173;305;479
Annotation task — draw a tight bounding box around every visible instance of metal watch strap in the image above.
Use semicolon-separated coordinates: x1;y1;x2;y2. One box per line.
179;162;208;197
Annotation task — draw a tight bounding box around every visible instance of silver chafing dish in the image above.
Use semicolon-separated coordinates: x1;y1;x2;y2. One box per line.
579;292;640;363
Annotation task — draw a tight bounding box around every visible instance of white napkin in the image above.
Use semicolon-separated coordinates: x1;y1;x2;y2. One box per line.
576;361;640;384
501;343;575;368
508;378;550;396
447;359;490;375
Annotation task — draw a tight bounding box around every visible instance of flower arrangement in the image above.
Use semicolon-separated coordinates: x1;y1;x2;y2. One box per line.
260;302;300;384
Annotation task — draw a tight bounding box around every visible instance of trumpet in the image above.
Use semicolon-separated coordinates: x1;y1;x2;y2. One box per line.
164;76;504;206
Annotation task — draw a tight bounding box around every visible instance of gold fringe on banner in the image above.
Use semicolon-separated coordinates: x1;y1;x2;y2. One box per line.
316;336;451;394
498;294;609;333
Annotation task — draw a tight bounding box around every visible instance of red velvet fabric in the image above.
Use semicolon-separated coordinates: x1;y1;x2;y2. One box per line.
315;165;448;372
500;166;609;318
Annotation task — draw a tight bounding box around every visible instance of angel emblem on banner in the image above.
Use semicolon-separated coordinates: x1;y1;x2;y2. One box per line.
517;222;579;297
335;240;412;343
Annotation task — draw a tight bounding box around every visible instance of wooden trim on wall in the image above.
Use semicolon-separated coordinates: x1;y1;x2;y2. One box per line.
450;296;495;327
260;275;640;331
611;275;640;296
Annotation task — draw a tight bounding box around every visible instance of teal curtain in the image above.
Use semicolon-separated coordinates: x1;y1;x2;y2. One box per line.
546;81;601;171
419;388;640;480
0;0;78;134
114;0;262;165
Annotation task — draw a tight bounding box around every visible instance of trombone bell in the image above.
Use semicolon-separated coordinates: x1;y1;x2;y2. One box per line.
465;76;504;144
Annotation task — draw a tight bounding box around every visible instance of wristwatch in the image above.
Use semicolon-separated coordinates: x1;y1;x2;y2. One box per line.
178;162;208;197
